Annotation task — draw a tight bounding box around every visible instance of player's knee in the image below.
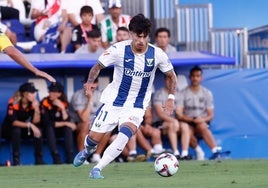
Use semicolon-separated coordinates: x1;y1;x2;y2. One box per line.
119;125;135;139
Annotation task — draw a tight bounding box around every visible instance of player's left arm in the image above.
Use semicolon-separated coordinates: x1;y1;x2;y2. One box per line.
164;70;177;115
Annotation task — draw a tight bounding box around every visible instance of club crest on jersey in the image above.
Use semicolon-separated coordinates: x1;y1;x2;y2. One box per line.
146;58;154;67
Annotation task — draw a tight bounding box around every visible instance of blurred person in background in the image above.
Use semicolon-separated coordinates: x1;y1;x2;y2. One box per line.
116;26;130;42
154;27;176;55
75;28;104;55
100;0;131;49
152;74;191;160
1;82;45;165
62;0;104;52
40;82;76;164
30;0;69;51
71;5;99;51
176;66;230;160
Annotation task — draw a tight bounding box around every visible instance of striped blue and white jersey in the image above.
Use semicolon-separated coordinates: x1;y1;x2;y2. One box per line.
98;40;174;109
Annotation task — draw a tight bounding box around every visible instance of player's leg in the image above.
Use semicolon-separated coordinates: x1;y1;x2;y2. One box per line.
90;123;136;178
90;108;145;179
73;131;104;167
73;104;112;167
91;132;112;163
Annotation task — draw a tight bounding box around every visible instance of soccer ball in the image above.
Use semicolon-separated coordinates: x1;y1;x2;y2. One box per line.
154;153;179;177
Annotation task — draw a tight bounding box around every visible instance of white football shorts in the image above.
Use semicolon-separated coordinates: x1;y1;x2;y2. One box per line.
90;104;146;133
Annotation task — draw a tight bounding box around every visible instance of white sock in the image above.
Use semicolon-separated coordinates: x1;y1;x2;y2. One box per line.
153;144;163;153
212;147;218;153
181;150;188;157
173;150;180;156
195;145;203;153
129;150;137;155
94;132;129;171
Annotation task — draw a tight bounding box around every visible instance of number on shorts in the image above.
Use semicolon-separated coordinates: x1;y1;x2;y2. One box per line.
97;110;108;121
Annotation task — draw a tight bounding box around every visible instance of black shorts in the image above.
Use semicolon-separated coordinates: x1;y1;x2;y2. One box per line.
188;121;210;128
152;121;164;128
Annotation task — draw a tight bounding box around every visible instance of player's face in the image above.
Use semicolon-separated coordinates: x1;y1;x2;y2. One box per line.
130;32;149;53
190;70;202;86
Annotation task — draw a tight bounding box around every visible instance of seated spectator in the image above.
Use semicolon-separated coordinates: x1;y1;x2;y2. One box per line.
0;0;20;20
1;82;45;165
152;74;191;160
40;82;76;164
69;76;102;152
30;0;69;50
62;0;104;52
75;29;104;55
71;5;99;51
67;0;104;27
139;105;165;158
100;0;131;48
154;27;176;54
116;26;130;42
176;66;228;160
0;0;27;23
69;75;105;163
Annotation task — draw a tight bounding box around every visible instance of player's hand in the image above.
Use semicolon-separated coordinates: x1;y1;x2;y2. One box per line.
35;70;56;83
164;99;175;115
83;83;95;97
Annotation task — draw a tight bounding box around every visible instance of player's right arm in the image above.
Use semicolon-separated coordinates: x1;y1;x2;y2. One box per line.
84;62;104;96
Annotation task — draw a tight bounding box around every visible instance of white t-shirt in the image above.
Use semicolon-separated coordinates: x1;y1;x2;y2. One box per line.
66;0;104;25
100;14;131;44
98;40;174;109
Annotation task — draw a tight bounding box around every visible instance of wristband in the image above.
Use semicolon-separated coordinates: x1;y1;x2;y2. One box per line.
168;94;175;100
27;122;31;136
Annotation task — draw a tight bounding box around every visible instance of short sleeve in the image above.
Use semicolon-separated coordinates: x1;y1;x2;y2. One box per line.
156;48;174;73
0;33;13;51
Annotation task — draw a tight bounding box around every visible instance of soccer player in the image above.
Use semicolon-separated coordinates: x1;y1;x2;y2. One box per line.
73;13;177;179
0;31;56;82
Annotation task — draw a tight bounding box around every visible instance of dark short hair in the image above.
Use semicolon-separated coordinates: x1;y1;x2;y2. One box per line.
128;14;152;37
87;29;101;38
190;66;203;76
80;5;93;16
48;82;64;92
155;27;171;38
117;26;129;33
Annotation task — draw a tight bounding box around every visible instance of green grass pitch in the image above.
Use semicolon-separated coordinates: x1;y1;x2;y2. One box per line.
0;160;267;188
